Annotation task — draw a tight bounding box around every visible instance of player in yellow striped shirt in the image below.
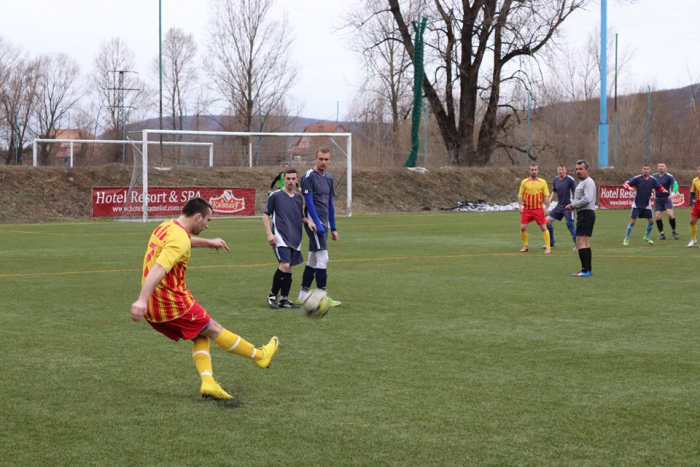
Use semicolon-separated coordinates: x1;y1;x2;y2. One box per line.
131;197;279;401
518;164;552;253
688;166;700;247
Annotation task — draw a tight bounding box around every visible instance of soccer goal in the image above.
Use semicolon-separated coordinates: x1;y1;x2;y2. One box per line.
134;129;353;223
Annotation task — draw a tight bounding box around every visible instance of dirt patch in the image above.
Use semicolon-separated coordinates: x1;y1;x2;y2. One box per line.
0;165;693;222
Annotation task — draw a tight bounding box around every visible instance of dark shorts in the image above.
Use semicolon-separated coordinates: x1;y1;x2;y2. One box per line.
576;210;596;237
273;246;303;266
148;301;211;341
654;198;674;212
521;208;546;226
547;205;574;222
631;207;653;220
304;224;328;252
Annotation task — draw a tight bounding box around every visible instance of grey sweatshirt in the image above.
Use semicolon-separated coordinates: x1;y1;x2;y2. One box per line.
571;176;596;211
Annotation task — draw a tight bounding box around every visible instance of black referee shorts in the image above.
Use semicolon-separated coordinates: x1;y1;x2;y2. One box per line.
576;209;596;237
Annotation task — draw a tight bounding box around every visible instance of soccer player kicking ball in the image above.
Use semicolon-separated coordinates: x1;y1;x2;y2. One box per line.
689;165;700;247
517;164;552;254
263;168;312;309
130;197;279;401
622;164;668;246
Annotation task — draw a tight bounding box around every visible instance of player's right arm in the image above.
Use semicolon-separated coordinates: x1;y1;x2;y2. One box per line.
262;213;276;246
517;179;526;213
131;264;166;322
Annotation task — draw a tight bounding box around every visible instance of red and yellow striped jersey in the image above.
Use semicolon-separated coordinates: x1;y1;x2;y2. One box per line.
141;220;194;323
691;177;700;202
518;177;550;210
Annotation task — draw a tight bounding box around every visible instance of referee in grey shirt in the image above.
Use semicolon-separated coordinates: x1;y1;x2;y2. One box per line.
566;160;596;277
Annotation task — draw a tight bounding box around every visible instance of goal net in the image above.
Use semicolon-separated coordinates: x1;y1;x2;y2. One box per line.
128;129;353;222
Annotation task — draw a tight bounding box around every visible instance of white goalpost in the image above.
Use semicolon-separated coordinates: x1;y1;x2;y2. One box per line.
138;129;353;223
31;138;214;168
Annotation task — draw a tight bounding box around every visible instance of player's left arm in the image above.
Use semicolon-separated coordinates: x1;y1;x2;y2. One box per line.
329;197;338;241
654;178;668;194
191;237;230;251
542;182;550;211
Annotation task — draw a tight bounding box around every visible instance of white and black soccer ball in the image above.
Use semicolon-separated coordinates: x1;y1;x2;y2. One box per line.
301;289;331;319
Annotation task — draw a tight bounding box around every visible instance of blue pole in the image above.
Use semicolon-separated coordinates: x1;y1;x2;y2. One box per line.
598;0;609;168
647;85;651;164
614;33;618;168
255;104;261;166
526;90;530;166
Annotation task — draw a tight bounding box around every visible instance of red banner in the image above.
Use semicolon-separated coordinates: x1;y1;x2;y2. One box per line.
92;187;256;217
598;185;690;209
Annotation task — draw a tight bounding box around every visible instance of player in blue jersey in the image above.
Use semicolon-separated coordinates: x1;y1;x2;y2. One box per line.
651;163;680;240
622;164;668;245
296;148;341;307
263;168;309;309
545;164;577;250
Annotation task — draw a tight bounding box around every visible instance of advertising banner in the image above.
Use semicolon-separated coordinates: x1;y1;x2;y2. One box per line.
92;187;256;217
598;185;690;209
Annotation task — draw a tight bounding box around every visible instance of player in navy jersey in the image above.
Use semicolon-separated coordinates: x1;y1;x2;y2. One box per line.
651;163;680;240
263;168;308;309
296;148;341;307
623;164;668;245
545;164;577;249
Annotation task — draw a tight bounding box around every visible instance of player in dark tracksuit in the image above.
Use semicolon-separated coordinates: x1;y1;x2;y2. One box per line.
651;163;680;240
546;164;577;249
623;164;668;245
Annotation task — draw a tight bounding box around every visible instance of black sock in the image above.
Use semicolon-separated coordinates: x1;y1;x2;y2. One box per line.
271;269;285;296
670;217;677;231
584;248;592;272
280;272;293;298
315;268;328;290
302;265;315;289
656;219;664;233
578;249;586;271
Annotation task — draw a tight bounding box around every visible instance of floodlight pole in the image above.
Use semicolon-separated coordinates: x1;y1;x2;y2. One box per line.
598;0;610;168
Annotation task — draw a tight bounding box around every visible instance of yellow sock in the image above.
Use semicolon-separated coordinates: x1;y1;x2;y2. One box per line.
542;230;551;248
691;224;697;241
214;329;262;362
520;231;528;247
192;337;215;385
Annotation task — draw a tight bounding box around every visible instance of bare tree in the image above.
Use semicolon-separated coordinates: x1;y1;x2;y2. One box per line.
34;53;83;165
91;37;148;162
0;43;38;165
152;28;198;131
344;0;415;152
204;0;297;133
386;0;587;166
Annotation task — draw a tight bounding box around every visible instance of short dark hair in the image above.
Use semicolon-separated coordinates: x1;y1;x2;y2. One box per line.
284;168;298;176
558;164;567;168
316;147;331;158
576;160;590;169
182;197;212;217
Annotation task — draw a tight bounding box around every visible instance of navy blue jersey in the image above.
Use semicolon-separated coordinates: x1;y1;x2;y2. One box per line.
552;175;576;206
627;175;663;209
301;168;335;229
264;190;304;250
651;172;676;200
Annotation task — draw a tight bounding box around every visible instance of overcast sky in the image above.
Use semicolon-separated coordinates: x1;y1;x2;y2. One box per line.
1;0;698;120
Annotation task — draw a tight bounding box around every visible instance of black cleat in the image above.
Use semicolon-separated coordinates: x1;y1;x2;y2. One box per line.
267;294;279;309
278;299;299;309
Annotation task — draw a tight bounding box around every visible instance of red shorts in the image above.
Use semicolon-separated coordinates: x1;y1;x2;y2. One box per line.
692;203;700;219
148;301;211;341
521;208;546;226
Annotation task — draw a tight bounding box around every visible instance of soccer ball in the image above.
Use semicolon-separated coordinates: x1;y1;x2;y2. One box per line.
301;289;331;318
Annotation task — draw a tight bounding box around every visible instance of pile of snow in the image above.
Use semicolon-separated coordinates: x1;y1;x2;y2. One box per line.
442;200;519;212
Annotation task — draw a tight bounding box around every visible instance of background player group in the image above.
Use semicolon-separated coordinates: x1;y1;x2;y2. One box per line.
518;162;700;267
263;148;342;309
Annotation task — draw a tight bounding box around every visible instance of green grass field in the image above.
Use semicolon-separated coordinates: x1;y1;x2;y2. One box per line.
1;210;699;466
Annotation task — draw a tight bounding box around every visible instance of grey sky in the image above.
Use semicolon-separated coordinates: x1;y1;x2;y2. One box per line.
1;0;697;120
